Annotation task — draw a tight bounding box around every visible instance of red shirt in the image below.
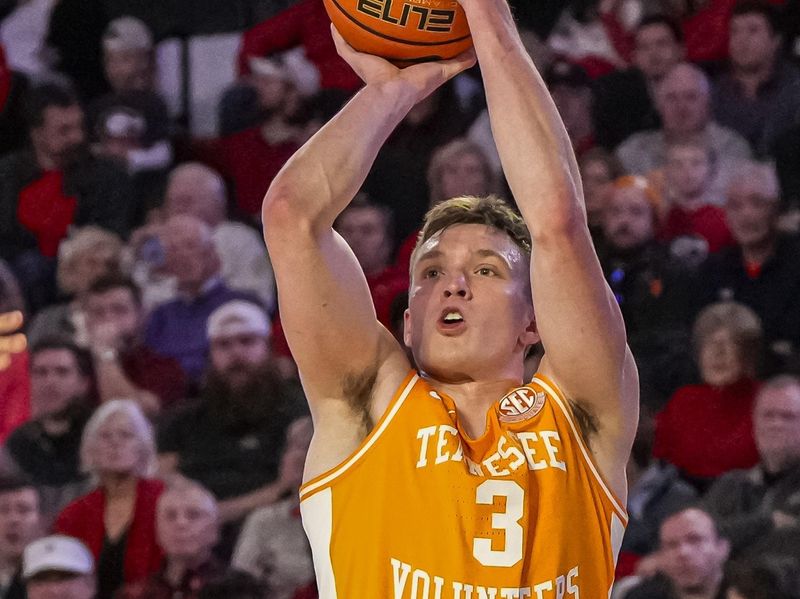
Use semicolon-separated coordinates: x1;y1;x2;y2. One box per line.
16;171;77;258
653;378;760;479
0;350;30;444
239;0;360;91
55;478;165;583
216;127;299;216
659;204;734;253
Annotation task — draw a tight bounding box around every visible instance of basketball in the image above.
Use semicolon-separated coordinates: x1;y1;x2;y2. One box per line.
324;0;472;64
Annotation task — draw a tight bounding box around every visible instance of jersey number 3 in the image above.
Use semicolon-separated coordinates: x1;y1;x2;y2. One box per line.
472;480;524;567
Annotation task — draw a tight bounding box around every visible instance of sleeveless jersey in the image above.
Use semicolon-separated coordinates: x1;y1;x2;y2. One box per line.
299;371;628;599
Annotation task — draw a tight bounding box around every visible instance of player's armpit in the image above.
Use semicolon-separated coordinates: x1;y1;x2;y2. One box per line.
263;196;410;416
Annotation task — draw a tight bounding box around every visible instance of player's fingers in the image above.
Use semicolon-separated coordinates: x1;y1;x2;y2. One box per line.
330;25;356;60
438;47;477;80
0;333;27;354
0;310;23;334
0;353;10;371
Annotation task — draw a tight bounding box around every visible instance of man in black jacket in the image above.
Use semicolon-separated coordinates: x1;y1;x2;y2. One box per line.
704;376;800;556
0;83;134;311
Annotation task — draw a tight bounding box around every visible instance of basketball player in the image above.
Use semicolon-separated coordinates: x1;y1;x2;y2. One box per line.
261;0;639;595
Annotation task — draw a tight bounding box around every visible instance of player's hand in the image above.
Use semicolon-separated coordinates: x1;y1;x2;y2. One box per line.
0;311;27;371
331;25;476;102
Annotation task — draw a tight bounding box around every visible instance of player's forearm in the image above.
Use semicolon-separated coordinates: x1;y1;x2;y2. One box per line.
461;0;585;236
264;80;417;229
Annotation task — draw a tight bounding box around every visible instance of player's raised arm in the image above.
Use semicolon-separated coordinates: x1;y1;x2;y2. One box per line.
262;34;475;414
460;0;638;489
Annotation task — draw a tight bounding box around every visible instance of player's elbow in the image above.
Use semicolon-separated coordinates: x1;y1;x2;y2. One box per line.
528;204;586;246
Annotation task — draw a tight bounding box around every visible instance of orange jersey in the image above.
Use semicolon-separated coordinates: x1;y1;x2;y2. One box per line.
299;371;628;598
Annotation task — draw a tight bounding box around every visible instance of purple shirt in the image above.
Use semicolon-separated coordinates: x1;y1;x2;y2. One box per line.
144;279;260;382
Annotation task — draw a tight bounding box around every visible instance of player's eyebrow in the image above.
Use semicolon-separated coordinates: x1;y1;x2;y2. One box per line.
415;249;443;264
474;248;512;266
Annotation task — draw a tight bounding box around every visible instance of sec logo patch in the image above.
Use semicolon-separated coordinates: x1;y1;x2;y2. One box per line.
498;387;546;423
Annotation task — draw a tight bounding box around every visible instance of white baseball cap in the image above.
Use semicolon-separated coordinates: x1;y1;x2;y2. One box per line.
103;17;153;52
23;536;94;580
207;300;270;340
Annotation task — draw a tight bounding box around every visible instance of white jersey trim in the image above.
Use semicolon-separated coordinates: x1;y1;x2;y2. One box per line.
300;374;419;501
301;488;337;599
532;376;628;519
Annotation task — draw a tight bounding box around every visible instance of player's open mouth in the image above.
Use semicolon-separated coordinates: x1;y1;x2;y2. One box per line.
437;308;466;333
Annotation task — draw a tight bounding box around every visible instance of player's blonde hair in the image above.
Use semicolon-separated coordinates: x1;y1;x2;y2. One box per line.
410;195;531;272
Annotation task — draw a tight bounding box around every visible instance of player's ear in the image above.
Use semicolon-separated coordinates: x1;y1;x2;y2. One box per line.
403;308;413;348
520;307;539;347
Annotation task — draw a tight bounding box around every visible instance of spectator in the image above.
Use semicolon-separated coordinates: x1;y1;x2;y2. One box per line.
697;162;800;374
237;0;359;92
88;17;171;218
726;555;800;599
395;139;497;272
545;59;596;156
334;198;407;328
27;227;125;348
0;475;43;599
100;18;155;96
211;59;306;219
232;417;314;599
143;215;260;383
117;477;225;599
703;376;800;555
622;507;730;599
616;63;752;203
599;176;695;408
4;340;93;520
22;536;95;599
659;140;734;253
0;83;134;312
654;302;762;490
578;147;624;244
161;163;276;312
593;16;685;149
158;301;307;526
83;274;187;417
618;417;697;578
0;265;29;443
55;401;163;599
90;103;171;224
712;1;800;158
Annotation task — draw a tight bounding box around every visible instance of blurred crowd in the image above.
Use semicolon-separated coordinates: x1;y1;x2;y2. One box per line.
0;0;799;596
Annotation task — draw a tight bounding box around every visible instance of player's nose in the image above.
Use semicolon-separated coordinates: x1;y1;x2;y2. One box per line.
443;272;472;299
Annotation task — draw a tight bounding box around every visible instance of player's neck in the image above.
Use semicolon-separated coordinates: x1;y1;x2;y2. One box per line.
431;377;521;439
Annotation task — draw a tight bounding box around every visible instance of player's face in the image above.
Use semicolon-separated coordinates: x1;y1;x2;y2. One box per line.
406;224;537;382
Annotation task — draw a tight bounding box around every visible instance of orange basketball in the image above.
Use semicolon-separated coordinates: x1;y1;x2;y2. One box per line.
324;0;472;64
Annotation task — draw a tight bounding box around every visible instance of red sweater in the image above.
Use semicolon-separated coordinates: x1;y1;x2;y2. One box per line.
653;378;760;479
55;478;164;583
659;204;734;253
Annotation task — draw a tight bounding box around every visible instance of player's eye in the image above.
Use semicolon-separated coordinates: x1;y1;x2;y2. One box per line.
423;268;440;279
476;267;496;276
